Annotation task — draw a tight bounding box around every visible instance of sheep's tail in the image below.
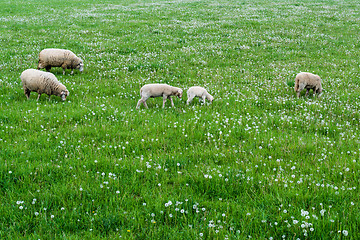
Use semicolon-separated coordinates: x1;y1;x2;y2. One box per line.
294;77;300;91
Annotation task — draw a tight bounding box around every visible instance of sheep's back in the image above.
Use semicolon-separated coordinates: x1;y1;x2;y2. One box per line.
21;69;63;93
296;72;321;87
39;49;76;66
188;86;206;96
141;84;170;96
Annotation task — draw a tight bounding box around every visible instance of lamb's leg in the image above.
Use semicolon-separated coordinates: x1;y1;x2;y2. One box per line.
37;93;41;101
142;96;149;109
162;96;167;108
168;96;174;107
186;96;194;105
202;96;206;104
296;91;300;98
136;99;143;109
305;89;310;97
137;96;149;109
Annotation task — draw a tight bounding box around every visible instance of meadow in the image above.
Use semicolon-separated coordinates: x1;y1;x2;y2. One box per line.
1;0;360;239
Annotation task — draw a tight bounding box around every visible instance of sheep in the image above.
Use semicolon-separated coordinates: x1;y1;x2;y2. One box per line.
294;72;323;98
136;84;183;109
186;86;214;105
38;48;84;75
20;69;69;101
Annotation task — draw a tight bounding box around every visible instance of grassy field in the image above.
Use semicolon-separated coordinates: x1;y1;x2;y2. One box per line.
1;0;360;239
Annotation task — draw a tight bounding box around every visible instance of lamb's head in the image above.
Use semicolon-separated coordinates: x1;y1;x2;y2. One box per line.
175;88;183;98
60;89;70;101
207;94;214;103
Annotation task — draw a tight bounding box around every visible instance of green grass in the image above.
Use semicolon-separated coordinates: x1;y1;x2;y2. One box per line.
1;0;360;239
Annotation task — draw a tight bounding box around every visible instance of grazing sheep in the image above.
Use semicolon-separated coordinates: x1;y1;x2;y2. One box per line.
294;72;323;98
136;84;183;109
38;48;84;75
186;86;214;105
20;69;69;101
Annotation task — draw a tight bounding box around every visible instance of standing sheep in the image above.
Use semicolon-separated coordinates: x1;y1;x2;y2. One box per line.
38;48;84;75
20;69;69;101
136;84;183;109
294;72;323;98
186;86;214;105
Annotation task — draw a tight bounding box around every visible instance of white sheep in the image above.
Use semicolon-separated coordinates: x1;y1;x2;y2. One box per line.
38;48;84;75
294;72;323;98
136;84;183;109
186;86;214;105
20;69;69;101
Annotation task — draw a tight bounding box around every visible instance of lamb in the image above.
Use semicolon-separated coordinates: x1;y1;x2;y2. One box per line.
294;72;323;98
38;48;84;75
186;86;214;105
136;84;183;109
20;69;69;101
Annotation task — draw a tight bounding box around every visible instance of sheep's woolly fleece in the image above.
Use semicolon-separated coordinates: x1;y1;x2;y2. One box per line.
136;84;183;109
21;69;69;101
38;48;84;75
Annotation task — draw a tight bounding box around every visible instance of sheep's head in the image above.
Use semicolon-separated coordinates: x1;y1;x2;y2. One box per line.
176;88;183;98
61;90;69;101
208;95;214;103
76;59;84;72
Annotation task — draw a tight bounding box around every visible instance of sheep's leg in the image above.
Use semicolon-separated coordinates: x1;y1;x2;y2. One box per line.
61;64;67;75
162;96;167;108
186;96;194;105
45;66;51;72
202;96;206;104
142;96;149;109
70;69;74;75
316;88;322;98
48;95;51;101
36;93;41;101
136;99;142;109
296;84;305;98
305;89;310;97
168;96;174;107
24;88;31;100
312;88;317;97
137;96;149;109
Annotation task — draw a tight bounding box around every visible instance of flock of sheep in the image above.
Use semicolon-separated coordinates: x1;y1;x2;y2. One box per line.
20;48;323;107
